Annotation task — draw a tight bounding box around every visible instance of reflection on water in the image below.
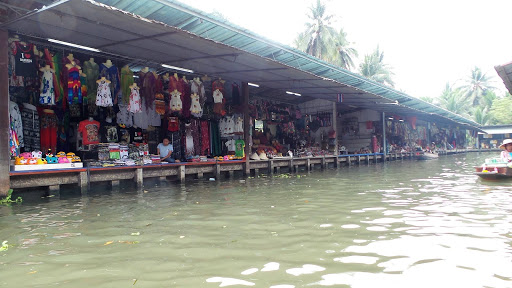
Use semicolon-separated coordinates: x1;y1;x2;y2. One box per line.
1;152;512;287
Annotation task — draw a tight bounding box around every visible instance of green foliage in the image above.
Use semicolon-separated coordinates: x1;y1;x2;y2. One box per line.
438;83;469;116
294;0;358;70
419;96;434;104
359;46;395;87
0;189;22;205
461;66;496;106
490;96;512;124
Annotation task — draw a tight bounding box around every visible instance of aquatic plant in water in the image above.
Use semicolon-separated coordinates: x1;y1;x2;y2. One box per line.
0;189;22;205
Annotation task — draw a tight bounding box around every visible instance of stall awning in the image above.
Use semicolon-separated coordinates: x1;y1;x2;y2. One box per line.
480;125;512;135
495;61;512;95
1;0;481;130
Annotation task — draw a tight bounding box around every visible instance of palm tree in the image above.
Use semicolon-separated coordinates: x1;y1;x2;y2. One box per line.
294;0;336;59
473;106;492;125
419;96;434;104
359;46;395;87
461;67;495;106
326;28;358;70
438;83;470;117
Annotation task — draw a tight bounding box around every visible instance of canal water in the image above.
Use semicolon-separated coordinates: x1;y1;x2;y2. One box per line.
1;152;511;288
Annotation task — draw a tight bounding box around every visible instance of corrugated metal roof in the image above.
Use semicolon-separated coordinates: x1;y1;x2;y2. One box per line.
2;0;481;130
480;125;512;135
94;0;480;129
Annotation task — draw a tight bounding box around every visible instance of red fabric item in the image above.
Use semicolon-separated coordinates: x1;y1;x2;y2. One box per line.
407;116;417;129
78;119;100;145
366;121;373;129
180;78;191;118
201;120;210;156
168;117;179;132
39;109;58;154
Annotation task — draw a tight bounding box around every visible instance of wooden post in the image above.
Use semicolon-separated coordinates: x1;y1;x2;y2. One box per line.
111;180;120;187
307;158;311;172
78;171;88;192
242;82;250;176
332;102;338;156
215;163;221;179
197;172;203;179
254;168;259;176
179;165;186;182
135;167;143;188
348;156;351;165
321;157;326;169
289;159;293;173
229;170;235;178
0;30;9;196
268;160;274;174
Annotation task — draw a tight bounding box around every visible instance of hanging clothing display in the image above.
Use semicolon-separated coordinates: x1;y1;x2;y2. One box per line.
170;90;183;112
99;62;120;104
117;104;133;128
95;78;113;107
200;120;210;156
180;77;191;118
78;119;100;146
39;108;57;153
190;78;206;105
154;93;166;115
127;85;142;113
120;65;134;105
21;103;40;151
184;123;194;157
190;93;203;117
13;42;36;77
39;67;55;105
83;59;99;102
9;101;23;148
9;116;19;157
67;64;82;104
235;139;245;158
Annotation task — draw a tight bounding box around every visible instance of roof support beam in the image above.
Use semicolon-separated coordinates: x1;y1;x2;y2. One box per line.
97;31;178;49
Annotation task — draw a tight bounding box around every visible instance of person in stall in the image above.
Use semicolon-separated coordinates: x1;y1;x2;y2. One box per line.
157;137;178;163
499;139;512;162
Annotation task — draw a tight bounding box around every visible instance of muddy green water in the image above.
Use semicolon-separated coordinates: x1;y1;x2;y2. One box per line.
1;153;511;288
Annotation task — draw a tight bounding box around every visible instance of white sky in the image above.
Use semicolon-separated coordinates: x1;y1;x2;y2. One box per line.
185;0;512;99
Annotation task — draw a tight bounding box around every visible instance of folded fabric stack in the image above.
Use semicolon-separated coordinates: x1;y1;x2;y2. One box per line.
151;155;161;164
200;156;208;162
124;159;137;166
120;145;129;160
109;143;120;160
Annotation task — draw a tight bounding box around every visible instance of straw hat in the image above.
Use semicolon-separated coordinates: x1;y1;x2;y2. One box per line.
250;152;260;160
499;139;512;149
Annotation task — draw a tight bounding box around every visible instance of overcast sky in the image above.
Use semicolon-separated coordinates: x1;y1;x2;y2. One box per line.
185;0;512;99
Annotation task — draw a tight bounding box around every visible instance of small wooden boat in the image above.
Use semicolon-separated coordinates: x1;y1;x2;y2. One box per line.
474;165;512;180
414;150;439;160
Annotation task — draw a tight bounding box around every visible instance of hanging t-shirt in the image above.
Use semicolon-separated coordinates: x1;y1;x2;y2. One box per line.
78;119;100;145
235;139;245;158
131;127;144;143
103;125;119;143
13;42;36;77
225;139;236;152
9;101;23;148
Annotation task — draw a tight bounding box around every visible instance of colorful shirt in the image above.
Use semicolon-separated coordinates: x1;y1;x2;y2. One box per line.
40;69;55;105
78;119;100;145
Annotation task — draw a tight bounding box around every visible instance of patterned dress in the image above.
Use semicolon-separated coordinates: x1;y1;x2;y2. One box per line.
95;79;113;107
127;86;142;113
40;69;55;105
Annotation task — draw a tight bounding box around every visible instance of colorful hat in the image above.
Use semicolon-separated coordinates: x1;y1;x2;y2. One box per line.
58;157;70;163
499;139;512;149
47;157;58;164
27;158;38;165
56;152;67;157
250;152;260;160
36;158;47;165
15;157;27;165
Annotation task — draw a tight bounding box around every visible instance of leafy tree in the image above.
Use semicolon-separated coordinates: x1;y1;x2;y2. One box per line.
490;93;512;124
359;46;395;87
461;66;496;106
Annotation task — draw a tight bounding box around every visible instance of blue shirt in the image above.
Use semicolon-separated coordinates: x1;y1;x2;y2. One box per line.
157;143;173;158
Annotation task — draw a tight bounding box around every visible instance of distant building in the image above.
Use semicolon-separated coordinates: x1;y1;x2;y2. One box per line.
478;125;512;149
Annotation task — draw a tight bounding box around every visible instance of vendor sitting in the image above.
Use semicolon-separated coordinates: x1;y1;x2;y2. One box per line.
499;139;512;162
157;137;176;163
